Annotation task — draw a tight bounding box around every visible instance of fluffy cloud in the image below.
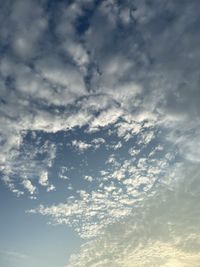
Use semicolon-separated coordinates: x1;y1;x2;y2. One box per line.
22;178;36;195
38;170;55;192
71;140;92;153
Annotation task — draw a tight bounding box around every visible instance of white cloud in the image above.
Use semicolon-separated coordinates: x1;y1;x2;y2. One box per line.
36;55;86;95
39;170;55;192
116;119;142;141
71;140;92;152
22;178;36;195
47;184;56;192
66;162;200;267
90;108;124;130
91;137;106;148
84;175;93;182
39;171;49;187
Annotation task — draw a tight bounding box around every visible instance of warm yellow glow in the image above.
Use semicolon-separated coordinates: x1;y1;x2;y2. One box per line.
116;242;200;267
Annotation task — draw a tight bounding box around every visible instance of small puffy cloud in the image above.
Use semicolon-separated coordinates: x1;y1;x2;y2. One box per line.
22;179;36;195
39;171;49;187
91;138;106;148
84;175;93;182
89;108;124;131
116;119;142;141
47;184;56;192
71;140;92;153
39;171;55;192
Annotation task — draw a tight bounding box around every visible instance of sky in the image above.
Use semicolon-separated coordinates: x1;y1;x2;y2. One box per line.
0;0;200;266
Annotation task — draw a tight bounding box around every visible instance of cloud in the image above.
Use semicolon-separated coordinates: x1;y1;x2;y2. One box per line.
84;175;93;182
0;250;28;260
91;137;105;149
22;178;36;195
39;171;49;187
66;162;200;267
38;170;55;192
2;0;47;60
89;107;124;131
71;140;92;153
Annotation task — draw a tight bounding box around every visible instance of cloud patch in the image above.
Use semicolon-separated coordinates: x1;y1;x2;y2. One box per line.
67;162;200;267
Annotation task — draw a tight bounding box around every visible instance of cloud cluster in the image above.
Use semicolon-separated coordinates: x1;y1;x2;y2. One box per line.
1;0;200;195
66;162;200;267
29;130;176;238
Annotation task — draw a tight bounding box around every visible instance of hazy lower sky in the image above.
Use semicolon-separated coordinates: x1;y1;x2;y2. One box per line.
1;1;200;267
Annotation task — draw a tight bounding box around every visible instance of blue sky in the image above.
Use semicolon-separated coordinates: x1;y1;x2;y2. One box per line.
1;0;200;266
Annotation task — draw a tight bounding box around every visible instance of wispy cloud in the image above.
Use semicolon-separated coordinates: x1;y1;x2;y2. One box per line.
0;249;28;260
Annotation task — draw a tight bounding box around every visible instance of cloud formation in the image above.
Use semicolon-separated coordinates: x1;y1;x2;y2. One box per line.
1;0;200;194
0;0;200;266
66;162;200;267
